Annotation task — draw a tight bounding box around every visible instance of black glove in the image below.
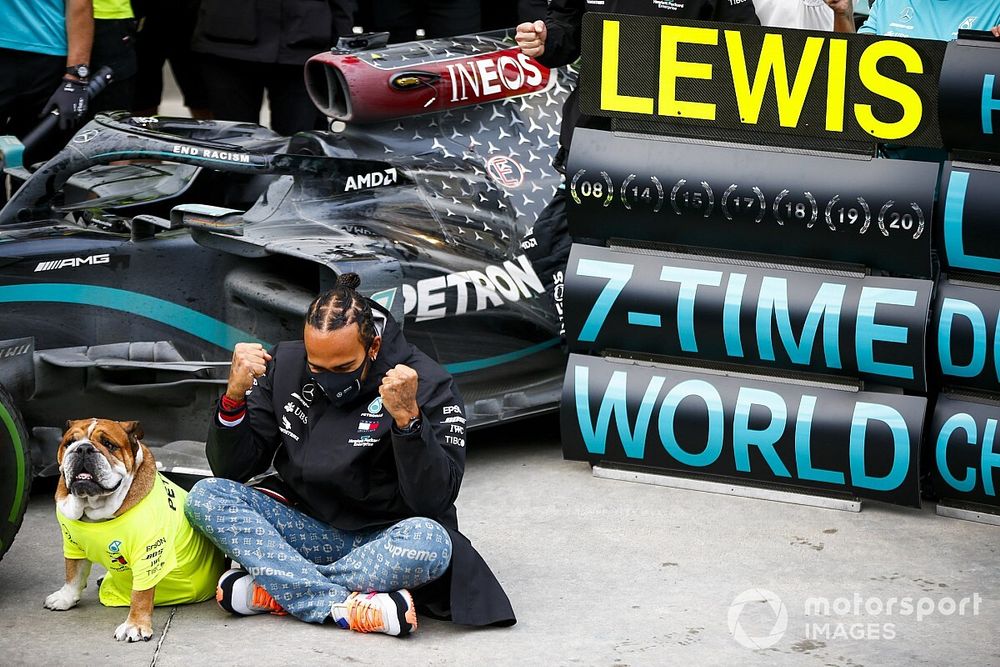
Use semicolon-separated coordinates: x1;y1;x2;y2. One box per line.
41;77;89;130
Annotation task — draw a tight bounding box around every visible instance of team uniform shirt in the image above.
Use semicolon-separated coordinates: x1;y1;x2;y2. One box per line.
57;474;225;607
859;0;1000;40
0;0;68;56
753;0;833;30
94;0;134;20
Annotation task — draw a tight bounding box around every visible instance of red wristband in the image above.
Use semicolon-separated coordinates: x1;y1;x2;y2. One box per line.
220;394;246;411
218;394;246;428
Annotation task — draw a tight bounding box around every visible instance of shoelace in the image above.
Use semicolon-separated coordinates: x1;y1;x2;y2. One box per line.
345;593;386;633
252;584;287;615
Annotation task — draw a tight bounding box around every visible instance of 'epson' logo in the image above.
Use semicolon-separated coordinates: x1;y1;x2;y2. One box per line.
34;253;111;272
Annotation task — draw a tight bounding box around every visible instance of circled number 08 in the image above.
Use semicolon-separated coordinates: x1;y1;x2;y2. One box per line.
579;181;604;198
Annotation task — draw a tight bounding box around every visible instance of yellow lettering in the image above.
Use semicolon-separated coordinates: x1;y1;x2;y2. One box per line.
854;40;924;141
826;39;848;132
658;25;717;121
600;20;654;114
726;31;823;128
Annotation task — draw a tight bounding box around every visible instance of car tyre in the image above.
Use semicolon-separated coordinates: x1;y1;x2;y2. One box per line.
0;382;31;563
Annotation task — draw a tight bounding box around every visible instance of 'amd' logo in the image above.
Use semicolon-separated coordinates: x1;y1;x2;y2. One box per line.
345;168;398;192
34;253;111;272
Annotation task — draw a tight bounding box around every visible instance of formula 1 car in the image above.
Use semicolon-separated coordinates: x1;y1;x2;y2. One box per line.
0;31;574;559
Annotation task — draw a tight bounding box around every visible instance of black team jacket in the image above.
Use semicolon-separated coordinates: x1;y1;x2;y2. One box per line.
192;0;357;65
205;302;515;627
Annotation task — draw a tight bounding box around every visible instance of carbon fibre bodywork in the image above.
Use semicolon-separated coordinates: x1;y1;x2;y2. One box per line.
0;31;574;476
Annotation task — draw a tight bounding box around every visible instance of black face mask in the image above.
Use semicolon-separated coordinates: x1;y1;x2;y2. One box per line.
311;347;373;408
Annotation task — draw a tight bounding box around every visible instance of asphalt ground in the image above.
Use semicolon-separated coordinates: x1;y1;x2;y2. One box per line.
2;415;1000;666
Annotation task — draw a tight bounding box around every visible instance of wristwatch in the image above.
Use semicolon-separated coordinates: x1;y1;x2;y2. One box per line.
395;415;422;434
65;64;90;80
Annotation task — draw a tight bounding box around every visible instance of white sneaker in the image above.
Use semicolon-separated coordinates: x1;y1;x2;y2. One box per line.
215;568;286;616
331;590;417;636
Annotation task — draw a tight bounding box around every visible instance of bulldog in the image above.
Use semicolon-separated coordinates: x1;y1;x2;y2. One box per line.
44;419;224;642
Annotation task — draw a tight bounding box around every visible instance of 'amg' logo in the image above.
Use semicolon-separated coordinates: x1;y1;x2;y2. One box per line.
0;343;30;358
34;254;111;272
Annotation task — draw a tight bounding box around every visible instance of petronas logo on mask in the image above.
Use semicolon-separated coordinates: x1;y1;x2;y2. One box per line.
368;397;383;414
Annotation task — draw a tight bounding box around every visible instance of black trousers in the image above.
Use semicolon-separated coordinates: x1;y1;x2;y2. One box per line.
200;56;324;136
133;0;208;111
360;0;481;42
0;48;64;138
89;18;138;115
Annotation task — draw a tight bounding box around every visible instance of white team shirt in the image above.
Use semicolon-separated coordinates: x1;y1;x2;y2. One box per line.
753;0;835;30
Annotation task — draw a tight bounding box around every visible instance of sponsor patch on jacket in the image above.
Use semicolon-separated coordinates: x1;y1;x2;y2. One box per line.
358;420;381;432
284;402;308;424
279;416;300;441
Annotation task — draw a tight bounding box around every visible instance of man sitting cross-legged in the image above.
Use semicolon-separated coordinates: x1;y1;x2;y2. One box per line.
184;273;515;636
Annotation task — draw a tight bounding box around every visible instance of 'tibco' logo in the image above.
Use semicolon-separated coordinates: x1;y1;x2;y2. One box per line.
486;155;525;189
446;51;549;103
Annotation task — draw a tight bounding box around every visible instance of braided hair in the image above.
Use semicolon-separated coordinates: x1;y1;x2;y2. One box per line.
304;273;377;348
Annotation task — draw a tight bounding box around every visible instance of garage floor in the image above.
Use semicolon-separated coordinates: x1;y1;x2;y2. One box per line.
2;416;998;666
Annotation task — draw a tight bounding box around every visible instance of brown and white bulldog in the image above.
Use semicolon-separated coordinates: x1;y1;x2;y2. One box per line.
44;419;161;642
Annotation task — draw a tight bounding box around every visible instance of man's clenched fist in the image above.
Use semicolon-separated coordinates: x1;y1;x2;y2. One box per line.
516;20;548;58
823;0;853;16
226;343;271;400
379;364;420;429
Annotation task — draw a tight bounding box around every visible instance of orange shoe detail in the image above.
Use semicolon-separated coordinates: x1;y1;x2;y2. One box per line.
343;593;387;633
251;583;288;616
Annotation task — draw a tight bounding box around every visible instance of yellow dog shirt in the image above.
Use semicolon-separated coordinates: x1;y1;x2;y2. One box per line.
57;474;224;607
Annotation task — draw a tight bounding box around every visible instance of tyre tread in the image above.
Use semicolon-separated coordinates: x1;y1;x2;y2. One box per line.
0;384;31;564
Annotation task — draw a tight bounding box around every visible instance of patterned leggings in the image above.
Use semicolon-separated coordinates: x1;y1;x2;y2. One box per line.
184;477;452;624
